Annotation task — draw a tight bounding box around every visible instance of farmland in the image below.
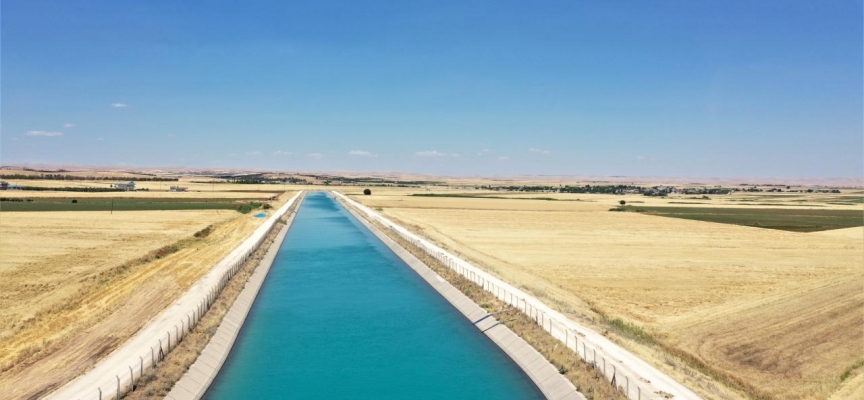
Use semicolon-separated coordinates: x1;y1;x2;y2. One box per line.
616;206;863;232
351;187;864;400
0;189;294;399
0;197;268;212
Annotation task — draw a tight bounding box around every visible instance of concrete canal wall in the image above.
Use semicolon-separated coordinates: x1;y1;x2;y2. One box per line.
339;197;584;400
164;195;303;400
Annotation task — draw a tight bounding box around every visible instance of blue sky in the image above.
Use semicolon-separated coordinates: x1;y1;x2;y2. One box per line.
2;1;861;178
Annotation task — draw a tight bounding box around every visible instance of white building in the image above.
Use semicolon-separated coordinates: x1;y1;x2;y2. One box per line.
115;181;136;191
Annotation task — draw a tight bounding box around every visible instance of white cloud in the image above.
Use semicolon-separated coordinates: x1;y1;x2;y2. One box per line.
477;148;493;156
636;156;645;160
26;130;63;137
307;153;324;159
63;123;75;128
97;137;104;141
273;150;292;156
166;133;176;138
498;156;510;161
245;151;262;156
415;150;456;158
110;103;128;108
529;147;551;155
348;150;377;157
451;153;460;158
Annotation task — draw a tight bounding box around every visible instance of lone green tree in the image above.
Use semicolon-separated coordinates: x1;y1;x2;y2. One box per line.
619;200;626;206
363;188;372;195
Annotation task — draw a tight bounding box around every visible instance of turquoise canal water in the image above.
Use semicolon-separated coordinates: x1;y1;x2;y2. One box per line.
205;192;542;399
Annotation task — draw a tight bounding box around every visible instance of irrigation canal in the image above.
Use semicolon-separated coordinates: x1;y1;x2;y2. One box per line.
205;192;542;399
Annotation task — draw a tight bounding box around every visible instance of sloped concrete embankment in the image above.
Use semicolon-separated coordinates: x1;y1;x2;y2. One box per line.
164;195;303;400
338;196;585;400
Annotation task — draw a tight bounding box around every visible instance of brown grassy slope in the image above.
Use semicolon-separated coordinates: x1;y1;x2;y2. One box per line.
0;192;292;400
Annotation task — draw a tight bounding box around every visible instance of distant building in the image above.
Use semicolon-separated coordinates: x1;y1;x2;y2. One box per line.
115;181;136;191
0;181;21;190
169;186;188;192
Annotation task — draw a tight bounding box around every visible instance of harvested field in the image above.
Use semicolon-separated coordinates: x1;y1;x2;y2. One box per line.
617;206;863;232
352;190;864;400
0;197;270;212
0;178;293;193
0;191;293;399
0;190;279;199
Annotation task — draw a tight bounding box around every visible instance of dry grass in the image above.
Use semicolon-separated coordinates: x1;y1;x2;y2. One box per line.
0;192;293;400
352;189;864;400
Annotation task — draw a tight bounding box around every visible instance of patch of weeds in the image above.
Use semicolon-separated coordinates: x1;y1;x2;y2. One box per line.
193;225;213;238
153;245;179;259
841;359;864;381
607;318;657;346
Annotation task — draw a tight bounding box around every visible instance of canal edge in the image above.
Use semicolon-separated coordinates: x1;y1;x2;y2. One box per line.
164;194;305;400
337;195;585;400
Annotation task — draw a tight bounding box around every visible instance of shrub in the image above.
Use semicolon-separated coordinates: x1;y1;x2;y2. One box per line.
194;225;213;238
153;245;179;259
71;199;78;203
608;207;625;212
619;200;626;206
238;201;264;214
363;188;372;195
262;203;272;209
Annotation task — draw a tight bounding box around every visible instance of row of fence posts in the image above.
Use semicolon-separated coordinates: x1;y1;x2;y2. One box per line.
378;219;645;400
87;204;292;400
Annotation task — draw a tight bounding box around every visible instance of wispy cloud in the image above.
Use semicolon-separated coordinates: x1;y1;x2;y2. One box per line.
415;150;456;158
498;156;510;161
477;148;493;156
307;153;324;159
110;103;128;108
63;123;75;128
97;137;104;141
166;133;177;138
245;151;262;156
529;147;551;155
26;130;63;137
348;150;377;157
273;150;292;156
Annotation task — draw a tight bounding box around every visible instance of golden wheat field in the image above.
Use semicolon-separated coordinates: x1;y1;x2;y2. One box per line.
351;188;864;400
0;191;293;399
